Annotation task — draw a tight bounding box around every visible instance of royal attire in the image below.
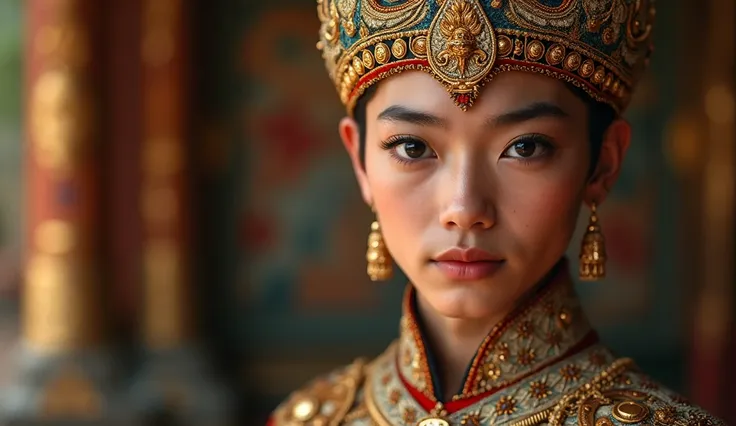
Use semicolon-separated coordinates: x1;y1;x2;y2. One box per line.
269;263;723;425
268;0;724;424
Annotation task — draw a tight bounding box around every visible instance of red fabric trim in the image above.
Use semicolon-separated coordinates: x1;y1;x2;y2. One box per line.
396;329;600;414
402;284;435;400
348;58;429;104
347;57;618;109
266;416;274;426
494;58;616;103
395;355;439;412
463;260;569;393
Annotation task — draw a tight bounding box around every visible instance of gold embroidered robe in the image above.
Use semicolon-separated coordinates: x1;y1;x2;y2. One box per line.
269;264;723;426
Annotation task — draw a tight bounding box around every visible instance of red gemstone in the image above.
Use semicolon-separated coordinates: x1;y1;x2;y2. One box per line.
457;94;470;105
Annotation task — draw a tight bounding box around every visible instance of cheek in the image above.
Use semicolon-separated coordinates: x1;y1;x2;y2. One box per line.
364;149;434;264
498;158;586;249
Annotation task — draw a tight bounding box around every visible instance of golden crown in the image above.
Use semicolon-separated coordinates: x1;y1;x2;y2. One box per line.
316;0;655;115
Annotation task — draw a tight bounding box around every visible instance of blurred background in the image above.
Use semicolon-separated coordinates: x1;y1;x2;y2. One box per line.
0;0;733;425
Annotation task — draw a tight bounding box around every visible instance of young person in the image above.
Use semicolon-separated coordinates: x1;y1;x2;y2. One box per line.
269;0;723;424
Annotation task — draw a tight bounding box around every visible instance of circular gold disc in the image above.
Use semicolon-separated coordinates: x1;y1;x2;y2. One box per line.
612;400;649;423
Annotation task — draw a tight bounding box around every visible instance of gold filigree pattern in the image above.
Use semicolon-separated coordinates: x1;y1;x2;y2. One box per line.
272;359;367;425
436;0;488;76
317;0;655;115
343;298;725;426
427;0;496;109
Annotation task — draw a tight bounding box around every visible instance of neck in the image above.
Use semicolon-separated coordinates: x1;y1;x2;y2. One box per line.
415;293;510;400
412;262;564;401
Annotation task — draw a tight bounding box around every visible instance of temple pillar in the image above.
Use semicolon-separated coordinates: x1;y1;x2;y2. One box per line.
690;0;735;421
128;0;233;423
0;0;124;421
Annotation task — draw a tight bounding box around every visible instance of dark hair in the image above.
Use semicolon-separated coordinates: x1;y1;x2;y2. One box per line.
353;82;617;176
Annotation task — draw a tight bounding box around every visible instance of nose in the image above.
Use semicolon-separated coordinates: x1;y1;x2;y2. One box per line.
438;159;496;231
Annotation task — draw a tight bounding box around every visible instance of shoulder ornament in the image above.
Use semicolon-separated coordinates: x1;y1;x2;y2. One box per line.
546;358;724;426
271;358;368;426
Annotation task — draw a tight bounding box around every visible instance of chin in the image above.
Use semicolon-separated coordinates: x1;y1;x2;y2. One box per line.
424;284;515;320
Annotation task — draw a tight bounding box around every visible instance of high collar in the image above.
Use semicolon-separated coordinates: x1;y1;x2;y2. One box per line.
396;259;598;407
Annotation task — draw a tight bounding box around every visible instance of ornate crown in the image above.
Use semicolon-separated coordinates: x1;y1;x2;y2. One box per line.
316;0;655;115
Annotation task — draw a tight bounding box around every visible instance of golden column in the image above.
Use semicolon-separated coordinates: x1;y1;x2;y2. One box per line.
129;0;233;423
2;0;123;422
691;0;735;419
140;0;193;352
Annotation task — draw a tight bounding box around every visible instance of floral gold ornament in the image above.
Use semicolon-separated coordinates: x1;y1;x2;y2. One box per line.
529;381;551;400
496;396;517;415
366;219;393;281
428;0;496;109
579;202;607;281
316;0;656;116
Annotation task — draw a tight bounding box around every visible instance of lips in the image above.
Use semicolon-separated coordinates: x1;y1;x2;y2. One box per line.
432;248;505;281
433;247;503;263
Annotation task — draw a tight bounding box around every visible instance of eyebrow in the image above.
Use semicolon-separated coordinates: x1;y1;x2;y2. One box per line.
377;105;447;127
489;102;569;126
376;101;569;128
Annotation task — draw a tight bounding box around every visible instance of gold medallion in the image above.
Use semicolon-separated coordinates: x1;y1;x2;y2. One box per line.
611;401;649;424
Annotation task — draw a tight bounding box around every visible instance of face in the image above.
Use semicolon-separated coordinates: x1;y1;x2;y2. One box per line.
340;71;629;321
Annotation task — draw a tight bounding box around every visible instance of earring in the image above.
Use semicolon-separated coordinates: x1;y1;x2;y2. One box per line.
366;219;393;281
579;202;606;281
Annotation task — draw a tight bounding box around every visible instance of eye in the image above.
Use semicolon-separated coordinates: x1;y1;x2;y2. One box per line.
380;135;437;163
396;139;434;159
502;134;554;160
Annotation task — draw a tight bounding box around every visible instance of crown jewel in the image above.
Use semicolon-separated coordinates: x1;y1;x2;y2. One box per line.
316;0;655;115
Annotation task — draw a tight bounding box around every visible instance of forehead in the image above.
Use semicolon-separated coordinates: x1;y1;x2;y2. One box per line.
366;70;587;121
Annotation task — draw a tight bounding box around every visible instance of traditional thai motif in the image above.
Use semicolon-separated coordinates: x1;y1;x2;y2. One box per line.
269;263;725;425
316;0;656;115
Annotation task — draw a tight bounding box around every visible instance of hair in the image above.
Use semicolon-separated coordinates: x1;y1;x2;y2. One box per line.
353;81;617;176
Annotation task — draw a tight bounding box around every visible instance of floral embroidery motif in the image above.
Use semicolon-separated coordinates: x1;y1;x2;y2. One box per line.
381;373;391;385
560;364;582;383
402;407;417;423
495;396;517;415
496;342;510;362
355;303;724;426
517;320;534;338
388;389;401;405
529;380;552;400
460;412;482;425
517;348;536;366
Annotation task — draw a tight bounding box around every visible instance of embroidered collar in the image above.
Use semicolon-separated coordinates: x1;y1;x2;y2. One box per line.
396;259;597;405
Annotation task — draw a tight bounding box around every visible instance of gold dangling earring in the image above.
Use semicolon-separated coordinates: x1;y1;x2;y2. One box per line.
366;216;393;281
579;202;606;281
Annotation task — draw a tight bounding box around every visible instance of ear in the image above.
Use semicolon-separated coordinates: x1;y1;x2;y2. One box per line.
339;116;373;206
584;118;631;206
